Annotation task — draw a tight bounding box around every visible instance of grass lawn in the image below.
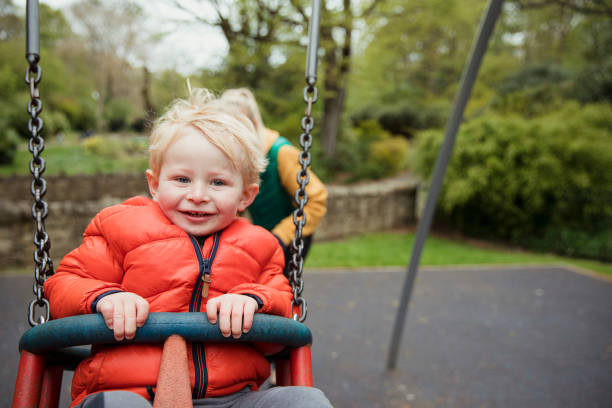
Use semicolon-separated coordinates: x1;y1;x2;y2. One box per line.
305;230;612;277
5;231;610;278
0;132;148;176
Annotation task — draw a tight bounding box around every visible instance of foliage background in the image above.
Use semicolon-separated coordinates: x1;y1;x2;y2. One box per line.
1;0;610;261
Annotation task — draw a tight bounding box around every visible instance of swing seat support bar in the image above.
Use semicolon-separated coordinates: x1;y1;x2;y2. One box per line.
13;350;44;408
13;313;313;408
20;312;312;352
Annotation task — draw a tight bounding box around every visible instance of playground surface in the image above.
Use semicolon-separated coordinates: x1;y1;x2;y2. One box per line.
2;265;611;407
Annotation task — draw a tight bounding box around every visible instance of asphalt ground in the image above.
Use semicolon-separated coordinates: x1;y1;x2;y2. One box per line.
2;265;611;407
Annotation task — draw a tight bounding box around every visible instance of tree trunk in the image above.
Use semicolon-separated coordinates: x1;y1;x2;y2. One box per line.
321;87;346;157
320;0;353;158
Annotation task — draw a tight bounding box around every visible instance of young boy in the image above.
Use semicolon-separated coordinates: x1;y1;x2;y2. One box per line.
219;89;328;275
43;89;332;408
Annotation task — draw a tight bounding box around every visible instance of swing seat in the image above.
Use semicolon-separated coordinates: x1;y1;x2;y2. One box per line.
12;313;313;408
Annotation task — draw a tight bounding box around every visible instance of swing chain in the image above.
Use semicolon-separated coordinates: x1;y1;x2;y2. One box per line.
26;54;53;327
288;82;317;323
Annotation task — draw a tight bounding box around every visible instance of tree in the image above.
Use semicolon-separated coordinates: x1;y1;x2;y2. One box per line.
170;0;381;157
514;0;612;17
348;0;488;117
171;0;297;88
315;0;381;156
497;0;612;104
0;0;21;41
0;0;22;163
510;0;612;65
68;0;153;130
1;2;75;135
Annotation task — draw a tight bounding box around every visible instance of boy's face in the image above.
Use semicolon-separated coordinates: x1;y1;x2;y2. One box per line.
146;126;258;237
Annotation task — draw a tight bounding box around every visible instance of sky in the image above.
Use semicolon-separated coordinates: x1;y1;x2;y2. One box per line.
16;0;228;74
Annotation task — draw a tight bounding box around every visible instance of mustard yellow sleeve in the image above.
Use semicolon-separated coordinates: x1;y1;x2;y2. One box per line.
272;145;328;245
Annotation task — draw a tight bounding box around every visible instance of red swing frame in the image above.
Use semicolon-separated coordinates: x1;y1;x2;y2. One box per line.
13;313;313;408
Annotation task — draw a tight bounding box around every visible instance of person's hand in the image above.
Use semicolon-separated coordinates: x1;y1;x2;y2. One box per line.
205;294;258;339
96;292;150;341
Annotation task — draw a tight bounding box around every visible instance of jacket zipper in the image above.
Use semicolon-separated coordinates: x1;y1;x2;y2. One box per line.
188;232;220;399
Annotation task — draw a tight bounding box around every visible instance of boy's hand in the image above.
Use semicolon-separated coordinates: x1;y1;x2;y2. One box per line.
205;294;258;339
96;292;150;341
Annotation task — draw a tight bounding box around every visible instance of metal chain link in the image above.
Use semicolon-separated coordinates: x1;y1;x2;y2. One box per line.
288;82;318;322
25;54;53;327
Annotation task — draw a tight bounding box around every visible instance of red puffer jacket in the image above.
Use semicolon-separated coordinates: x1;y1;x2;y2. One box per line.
44;196;293;406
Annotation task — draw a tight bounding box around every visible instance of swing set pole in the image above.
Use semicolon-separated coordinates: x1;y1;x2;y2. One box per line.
305;0;321;86
26;0;39;59
386;0;504;370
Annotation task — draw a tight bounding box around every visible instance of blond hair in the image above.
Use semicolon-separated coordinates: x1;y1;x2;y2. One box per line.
148;88;267;186
220;88;265;141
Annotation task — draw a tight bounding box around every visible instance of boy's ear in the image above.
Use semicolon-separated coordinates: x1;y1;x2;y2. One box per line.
146;169;159;200
238;183;259;212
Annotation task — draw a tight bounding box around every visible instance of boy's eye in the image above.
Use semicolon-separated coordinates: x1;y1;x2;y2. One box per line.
212;179;225;186
175;176;190;183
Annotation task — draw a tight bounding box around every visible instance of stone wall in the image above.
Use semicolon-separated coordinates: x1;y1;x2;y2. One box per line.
0;173;418;270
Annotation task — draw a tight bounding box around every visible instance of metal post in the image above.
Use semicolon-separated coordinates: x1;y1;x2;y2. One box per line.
386;0;504;370
306;0;321;86
26;0;40;60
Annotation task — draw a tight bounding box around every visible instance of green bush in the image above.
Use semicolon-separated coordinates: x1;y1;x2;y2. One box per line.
521;227;612;262
270;111;303;143
571;61;612;104
377;104;420;137
493;64;571;117
0;94;30;139
0;95;69;142
413;102;612;261
125;136;148;156
82;135;123;159
41;110;70;136
0;118;20;165
352;102;448;138
368;137;410;179
345;120;388;180
327;119;409;182
56;96;98;131
104;98;133;132
496;64;569;96
353;119;390;143
130;116;152;133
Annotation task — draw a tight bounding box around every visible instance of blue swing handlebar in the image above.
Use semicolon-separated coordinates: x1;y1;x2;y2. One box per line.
20;312;312;353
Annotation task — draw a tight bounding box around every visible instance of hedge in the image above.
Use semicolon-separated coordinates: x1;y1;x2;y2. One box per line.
413;102;612;261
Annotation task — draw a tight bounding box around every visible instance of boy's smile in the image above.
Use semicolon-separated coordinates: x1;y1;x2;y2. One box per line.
146;126;258;237
183;210;212;218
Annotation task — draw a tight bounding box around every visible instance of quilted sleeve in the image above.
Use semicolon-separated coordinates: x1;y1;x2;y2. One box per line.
229;239;293;318
43;213;126;318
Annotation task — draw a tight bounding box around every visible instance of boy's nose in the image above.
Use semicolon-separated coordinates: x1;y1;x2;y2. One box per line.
188;183;210;203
